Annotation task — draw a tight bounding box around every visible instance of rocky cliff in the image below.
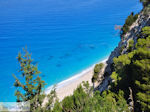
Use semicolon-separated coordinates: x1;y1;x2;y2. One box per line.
96;8;150;92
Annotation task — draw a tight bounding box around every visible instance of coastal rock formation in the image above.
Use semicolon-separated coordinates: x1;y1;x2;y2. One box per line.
96;9;150;92
107;10;150;72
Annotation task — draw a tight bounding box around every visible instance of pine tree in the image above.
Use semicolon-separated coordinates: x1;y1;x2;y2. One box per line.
140;0;150;7
111;26;150;111
13;48;46;111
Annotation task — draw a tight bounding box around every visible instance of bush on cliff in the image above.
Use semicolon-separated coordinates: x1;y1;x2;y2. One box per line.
111;26;150;112
92;63;104;84
140;0;150;7
121;12;138;36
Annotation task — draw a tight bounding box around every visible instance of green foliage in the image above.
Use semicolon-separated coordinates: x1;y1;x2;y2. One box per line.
52;101;63;112
94;63;104;73
140;0;150;7
92;63;104;83
111;26;150;111
127;39;134;52
13;48;46;111
62;82;91;112
140;0;150;15
42;86;59;112
12;49;128;112
111;72;121;87
12;27;150;112
142;26;150;36
121;12;138;36
120;45;125;54
99;90;129;112
53;82;129;112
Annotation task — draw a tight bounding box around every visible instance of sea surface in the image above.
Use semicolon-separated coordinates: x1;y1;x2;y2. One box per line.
0;0;142;101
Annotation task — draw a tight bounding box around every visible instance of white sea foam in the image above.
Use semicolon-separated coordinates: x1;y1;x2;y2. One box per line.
45;57;108;95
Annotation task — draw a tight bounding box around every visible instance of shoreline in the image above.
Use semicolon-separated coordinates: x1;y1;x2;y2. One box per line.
44;57;108;101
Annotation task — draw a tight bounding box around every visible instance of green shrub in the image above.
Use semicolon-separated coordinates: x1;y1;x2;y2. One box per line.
60;82;129;112
127;39;134;52
140;0;150;7
120;45;125;54
111;27;150;111
92;63;104;83
121;12;138;36
94;63;104;73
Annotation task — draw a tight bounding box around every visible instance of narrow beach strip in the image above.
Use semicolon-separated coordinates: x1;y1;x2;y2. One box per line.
45;58;108;101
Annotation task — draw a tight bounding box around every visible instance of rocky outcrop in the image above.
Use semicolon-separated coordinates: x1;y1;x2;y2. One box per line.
106;10;150;73
96;9;150;92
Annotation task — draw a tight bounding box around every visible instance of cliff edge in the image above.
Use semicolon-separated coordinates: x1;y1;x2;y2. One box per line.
96;8;150;92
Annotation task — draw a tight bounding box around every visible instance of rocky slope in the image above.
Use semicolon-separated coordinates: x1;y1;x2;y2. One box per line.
96;9;150;92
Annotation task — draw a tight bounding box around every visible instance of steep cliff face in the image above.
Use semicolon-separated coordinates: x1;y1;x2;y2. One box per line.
106;10;150;73
96;9;150;92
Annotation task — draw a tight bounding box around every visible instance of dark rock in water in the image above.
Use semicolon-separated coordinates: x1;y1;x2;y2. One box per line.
65;53;70;57
48;56;53;60
42;74;46;77
56;64;61;67
89;45;95;49
59;53;71;59
32;61;38;64
77;56;86;61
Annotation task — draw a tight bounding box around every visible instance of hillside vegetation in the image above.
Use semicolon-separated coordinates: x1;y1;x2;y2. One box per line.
111;26;150;112
11;1;150;112
121;12;138;36
13;27;150;112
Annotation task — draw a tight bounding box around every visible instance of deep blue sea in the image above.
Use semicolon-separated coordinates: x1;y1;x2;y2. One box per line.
0;0;142;101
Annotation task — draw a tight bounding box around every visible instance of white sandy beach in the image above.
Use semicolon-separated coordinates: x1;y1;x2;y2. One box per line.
45;58;108;102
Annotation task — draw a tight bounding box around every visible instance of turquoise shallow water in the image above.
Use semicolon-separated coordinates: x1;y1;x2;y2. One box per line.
0;0;142;101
